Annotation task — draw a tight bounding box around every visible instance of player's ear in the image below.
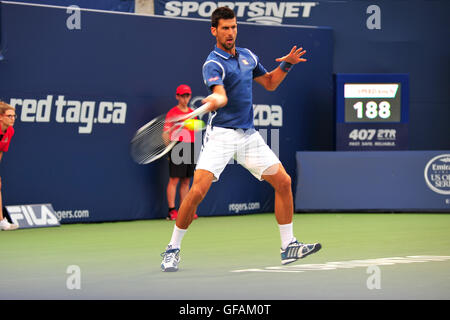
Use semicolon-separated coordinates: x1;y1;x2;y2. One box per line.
211;27;217;37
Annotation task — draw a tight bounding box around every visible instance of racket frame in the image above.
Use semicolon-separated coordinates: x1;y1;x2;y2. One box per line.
131;102;210;164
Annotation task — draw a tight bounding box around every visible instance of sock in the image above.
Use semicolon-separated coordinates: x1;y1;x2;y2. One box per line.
279;223;296;250
168;225;187;249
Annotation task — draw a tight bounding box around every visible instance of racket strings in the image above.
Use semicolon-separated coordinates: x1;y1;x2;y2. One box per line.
131;103;209;164
131;117;167;164
130;116;182;164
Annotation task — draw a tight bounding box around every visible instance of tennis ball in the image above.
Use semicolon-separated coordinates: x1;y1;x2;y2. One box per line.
184;119;205;131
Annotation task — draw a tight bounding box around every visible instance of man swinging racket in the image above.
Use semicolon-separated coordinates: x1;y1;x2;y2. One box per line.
161;6;321;272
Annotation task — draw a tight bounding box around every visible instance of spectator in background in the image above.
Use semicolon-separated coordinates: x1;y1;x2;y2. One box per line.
0;101;19;231
162;85;199;221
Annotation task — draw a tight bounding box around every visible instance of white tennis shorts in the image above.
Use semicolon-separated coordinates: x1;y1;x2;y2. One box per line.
196;126;281;181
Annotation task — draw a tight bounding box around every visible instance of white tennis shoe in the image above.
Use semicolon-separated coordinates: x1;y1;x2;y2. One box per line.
281;240;321;265
160;245;180;272
0;218;19;231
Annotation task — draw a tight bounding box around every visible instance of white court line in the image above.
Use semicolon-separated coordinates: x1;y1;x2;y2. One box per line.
231;255;450;273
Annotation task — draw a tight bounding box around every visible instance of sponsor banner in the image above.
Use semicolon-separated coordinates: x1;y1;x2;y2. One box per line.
336;123;408;151
5;204;61;229
228;202;261;214
424;154;450;196
54;209;90;223
9;94;127;135
295;151;450;211
156;1;319;25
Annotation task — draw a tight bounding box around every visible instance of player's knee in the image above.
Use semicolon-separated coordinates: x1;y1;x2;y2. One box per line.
189;185;208;203
276;173;291;192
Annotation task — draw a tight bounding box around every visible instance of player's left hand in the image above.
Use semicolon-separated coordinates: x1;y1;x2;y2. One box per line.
275;46;307;65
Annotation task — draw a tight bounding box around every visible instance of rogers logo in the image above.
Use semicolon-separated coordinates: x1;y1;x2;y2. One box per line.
424;154;450;195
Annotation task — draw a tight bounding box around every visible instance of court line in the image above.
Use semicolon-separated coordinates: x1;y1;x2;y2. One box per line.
231;255;450;273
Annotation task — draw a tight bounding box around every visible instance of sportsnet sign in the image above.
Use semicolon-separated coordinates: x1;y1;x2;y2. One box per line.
158;1;318;24
5;204;61;229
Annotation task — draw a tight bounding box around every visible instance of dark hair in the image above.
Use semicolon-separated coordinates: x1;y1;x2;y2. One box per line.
211;6;236;28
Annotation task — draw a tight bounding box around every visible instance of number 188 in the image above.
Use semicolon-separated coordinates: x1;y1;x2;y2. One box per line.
353;101;391;119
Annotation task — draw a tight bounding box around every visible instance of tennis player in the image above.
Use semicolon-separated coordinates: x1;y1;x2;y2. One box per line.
162;85;198;221
161;7;321;271
0;102;18;231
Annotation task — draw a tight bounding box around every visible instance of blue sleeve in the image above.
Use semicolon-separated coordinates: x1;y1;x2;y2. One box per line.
252;56;267;79
203;60;224;89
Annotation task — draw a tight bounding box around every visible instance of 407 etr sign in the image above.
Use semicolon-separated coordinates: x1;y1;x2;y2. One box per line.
337;125;408;150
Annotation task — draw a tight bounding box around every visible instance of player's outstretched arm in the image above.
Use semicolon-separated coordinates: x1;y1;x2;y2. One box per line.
202;85;228;111
254;45;307;91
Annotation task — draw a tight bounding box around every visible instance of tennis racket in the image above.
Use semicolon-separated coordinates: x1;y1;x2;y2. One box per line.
130;102;210;164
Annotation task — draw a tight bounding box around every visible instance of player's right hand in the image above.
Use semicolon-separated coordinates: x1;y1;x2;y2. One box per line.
203;87;228;111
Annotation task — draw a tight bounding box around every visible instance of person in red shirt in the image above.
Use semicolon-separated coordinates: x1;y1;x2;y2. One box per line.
162;85;199;221
0;101;18;231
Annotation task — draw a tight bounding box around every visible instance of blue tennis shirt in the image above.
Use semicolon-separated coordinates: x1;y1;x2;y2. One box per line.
202;46;267;129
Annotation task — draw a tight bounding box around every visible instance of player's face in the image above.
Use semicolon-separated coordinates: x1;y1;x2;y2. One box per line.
0;110;16;129
212;18;237;54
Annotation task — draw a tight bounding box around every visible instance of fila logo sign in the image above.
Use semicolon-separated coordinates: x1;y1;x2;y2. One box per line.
5;204;61;229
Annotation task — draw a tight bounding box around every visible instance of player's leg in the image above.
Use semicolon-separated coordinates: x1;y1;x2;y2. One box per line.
234;130;291;224
178;177;191;208
237;130;321;264
262;164;321;264
161;169;214;272
176;169;213;229
262;163;293;225
262;163;295;248
161;126;235;271
262;164;296;246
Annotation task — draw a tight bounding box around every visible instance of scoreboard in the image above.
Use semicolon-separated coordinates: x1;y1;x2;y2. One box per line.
335;74;409;151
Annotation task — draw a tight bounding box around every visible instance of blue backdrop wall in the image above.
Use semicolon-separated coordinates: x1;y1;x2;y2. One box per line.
152;0;450;151
8;1;450;150
0;2;333;222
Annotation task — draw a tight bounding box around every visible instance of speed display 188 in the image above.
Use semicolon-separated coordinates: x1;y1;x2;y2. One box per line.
344;83;401;122
335;74;409;151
